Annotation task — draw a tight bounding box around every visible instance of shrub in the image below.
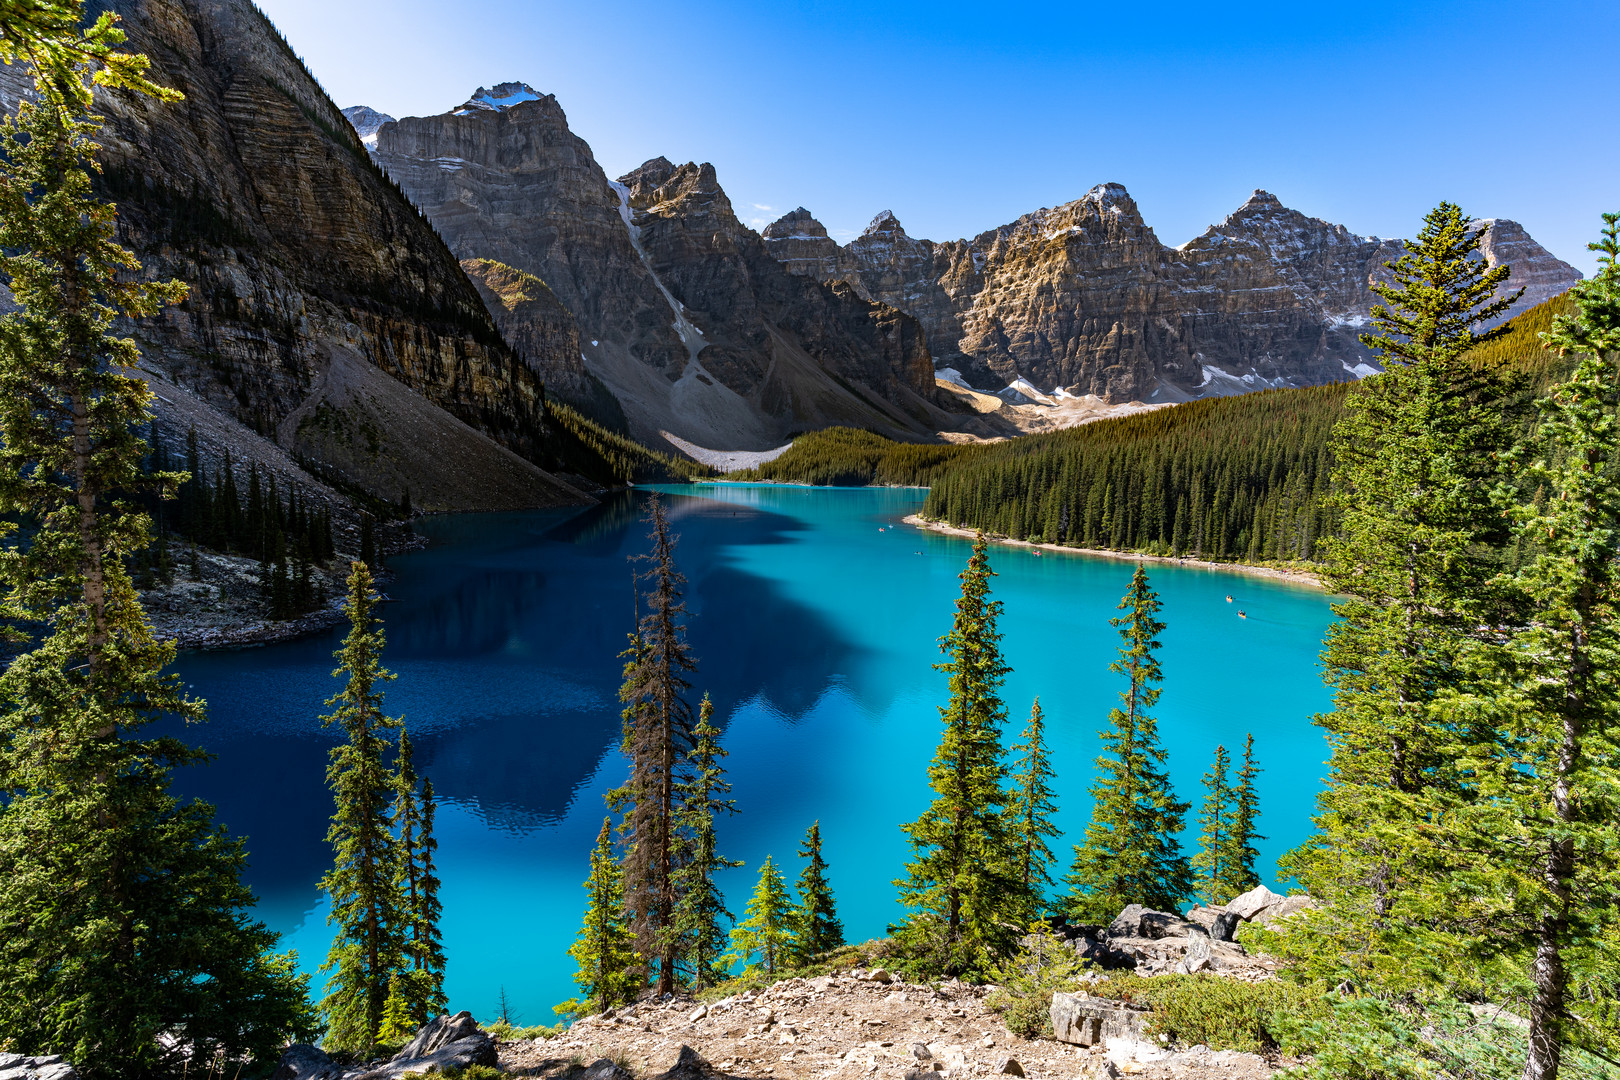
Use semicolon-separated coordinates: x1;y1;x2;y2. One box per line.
1092;973;1328;1053
985;924;1090;1038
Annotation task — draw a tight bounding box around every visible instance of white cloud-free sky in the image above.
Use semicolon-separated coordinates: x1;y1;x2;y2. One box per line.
256;0;1616;271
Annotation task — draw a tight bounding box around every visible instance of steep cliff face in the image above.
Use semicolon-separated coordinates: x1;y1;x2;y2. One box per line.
374;89;952;449
32;0;586;511
768;185;1582;402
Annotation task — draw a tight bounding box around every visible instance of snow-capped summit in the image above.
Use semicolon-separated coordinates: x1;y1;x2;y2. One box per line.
341;105;394;149
456;82;543;114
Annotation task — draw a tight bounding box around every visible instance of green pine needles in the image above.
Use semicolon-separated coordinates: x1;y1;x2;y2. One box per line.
0;61;314;1078
1192;735;1262;905
318;562;444;1051
728;856;795;976
897;534;1026;967
672;694;742;990
320;562;406;1051
793;821;844;965
558;818;640;1020
1067;566;1192;921
1007;697;1061;913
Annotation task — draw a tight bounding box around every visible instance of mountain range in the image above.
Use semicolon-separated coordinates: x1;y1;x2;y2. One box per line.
0;0;1579;510
356;82;1579;451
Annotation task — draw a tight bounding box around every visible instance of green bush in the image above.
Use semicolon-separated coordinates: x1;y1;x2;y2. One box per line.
985;924;1089;1038
1092;973;1329;1053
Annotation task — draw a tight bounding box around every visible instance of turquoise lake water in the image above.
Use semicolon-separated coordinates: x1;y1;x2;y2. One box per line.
166;483;1335;1023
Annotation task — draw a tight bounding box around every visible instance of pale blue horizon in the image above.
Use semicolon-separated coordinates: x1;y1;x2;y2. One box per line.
253;0;1616;273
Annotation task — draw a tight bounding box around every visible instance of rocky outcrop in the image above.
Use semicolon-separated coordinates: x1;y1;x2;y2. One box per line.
269;1012;496;1080
7;0;589;512
761;208;857;283
375;87;958;450
767;186;1582;403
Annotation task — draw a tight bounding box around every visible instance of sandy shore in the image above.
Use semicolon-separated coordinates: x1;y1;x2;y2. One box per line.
904;515;1324;589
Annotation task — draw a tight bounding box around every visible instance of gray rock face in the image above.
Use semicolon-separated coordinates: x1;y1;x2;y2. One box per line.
1225;885;1285;920
765;186;1582;403
761;208;857;283
267;1044;346;1080
0;1057;79;1080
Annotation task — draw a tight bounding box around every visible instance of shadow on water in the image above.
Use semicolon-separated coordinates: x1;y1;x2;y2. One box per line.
165;488;860;911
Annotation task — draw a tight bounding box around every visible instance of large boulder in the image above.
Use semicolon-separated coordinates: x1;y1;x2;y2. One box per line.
268;1045;347;1080
1225;885;1284;920
1050;993;1149;1047
1106;904;1147;938
1138;910;1201;940
349;1012;497;1080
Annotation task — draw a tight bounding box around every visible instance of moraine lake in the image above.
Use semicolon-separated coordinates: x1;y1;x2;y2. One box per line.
165;484;1335;1022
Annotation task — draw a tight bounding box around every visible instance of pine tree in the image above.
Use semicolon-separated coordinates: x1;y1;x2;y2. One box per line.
392;730;446;1025
1278;203;1525;993
1227;733;1263;897
614;494;698;995
1454;216;1620;1080
1007;697;1060;916
1192;745;1234;904
792;821;844;965
671;694;741;989
727;857;795;976
319;562;405;1052
897;534;1022;966
0;61;315;1078
1066;567;1192;921
378;975;414;1046
558;818;639;1020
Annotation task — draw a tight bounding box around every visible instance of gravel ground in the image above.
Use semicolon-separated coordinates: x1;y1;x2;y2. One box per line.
499;971;1283;1080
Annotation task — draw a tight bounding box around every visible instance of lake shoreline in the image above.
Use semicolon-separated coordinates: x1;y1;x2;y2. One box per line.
903;515;1325;590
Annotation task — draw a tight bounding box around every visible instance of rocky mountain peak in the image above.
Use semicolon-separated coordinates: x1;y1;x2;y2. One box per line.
341;105;394;148
457;82;544;113
1083;182;1135;213
861;210;906;239
762;208;828;240
1470;218;1583;318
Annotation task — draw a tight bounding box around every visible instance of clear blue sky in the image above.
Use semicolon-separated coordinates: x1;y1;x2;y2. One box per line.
255;0;1615;272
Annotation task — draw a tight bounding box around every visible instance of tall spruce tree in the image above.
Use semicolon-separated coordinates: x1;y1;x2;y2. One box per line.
558;818;639;1020
319;562;405;1052
1066;567;1192;920
615;494;698;996
1278;203;1524;993
728;856;795;976
412;778;447;1014
792;821;844;965
897;534;1022;966
1193;745;1234;905
1227;733;1263;896
1451;216;1620;1080
0;60;314;1078
671;694;741;989
1007;697;1060;916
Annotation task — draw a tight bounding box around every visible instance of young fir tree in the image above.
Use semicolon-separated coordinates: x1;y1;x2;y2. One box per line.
1192;745;1237;905
1453;216;1620;1080
1278;203;1524;993
671;694;741;989
614;494;698;995
392;730;446;1024
558;818;639;1020
897;534;1022;965
1007;697;1061;917
1067;567;1192;921
1226;733;1263;896
727;856;795;976
319;562;406;1052
0;62;315;1078
792;821;844;965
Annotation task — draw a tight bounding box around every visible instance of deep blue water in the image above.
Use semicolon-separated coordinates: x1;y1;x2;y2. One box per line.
166;484;1335;1024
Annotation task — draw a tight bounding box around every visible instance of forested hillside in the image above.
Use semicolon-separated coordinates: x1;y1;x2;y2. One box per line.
732;291;1575;567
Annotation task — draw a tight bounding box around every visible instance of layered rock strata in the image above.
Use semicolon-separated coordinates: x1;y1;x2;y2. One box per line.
373;89;957;450
4;0;588;512
766;187;1582;403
